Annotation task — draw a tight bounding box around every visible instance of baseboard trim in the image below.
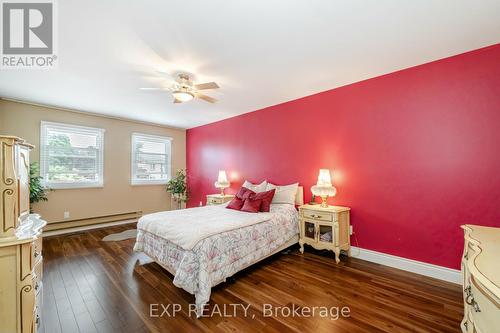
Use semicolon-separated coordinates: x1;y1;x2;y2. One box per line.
43;219;137;237
43;211;142;232
350;246;461;284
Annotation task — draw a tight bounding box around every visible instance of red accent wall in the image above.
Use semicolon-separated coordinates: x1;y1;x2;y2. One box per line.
186;44;500;269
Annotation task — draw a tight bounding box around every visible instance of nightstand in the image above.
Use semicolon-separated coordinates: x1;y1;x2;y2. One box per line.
206;194;235;206
298;204;351;263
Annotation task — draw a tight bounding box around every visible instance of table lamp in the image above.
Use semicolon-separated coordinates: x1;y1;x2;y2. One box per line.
311;169;337;207
214;170;230;195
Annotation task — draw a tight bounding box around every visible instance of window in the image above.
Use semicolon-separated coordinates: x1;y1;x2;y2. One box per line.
131;133;172;185
40;121;105;189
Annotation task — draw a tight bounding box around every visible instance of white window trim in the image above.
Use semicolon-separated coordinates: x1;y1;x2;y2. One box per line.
40;121;105;189
131;132;172;186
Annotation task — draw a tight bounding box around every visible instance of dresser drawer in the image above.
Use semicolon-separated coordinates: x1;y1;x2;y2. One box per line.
302;209;333;222
31;237;42;268
34;280;43;333
33;309;41;333
32;259;43;293
463;242;476;261
207;197;222;205
33;304;42;333
468;277;500;333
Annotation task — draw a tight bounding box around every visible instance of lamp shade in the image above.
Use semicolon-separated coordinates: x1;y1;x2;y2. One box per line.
317;169;332;186
311;185;337;197
217;170;228;184
311;169;336;207
214;170;229;188
214;170;230;195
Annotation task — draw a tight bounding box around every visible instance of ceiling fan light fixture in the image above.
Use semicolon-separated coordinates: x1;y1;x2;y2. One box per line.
172;90;194;102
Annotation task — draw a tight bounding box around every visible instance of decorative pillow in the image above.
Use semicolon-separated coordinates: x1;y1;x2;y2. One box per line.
242;180;267;193
241;196;262;213
235;186;255;200
266;182;299;205
226;197;245;210
252;189;276;212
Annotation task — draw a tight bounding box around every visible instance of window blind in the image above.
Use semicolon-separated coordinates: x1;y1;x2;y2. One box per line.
131;133;172;185
40;121;105;189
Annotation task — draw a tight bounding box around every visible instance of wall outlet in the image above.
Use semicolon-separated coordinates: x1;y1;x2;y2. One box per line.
63;211;70;219
349;225;353;236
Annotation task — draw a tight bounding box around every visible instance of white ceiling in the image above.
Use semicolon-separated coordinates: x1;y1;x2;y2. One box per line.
1;0;499;129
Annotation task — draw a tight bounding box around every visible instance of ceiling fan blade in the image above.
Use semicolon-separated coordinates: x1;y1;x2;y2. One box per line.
173;98;182;104
156;70;174;78
194;82;219;90
139;87;169;91
196;93;217;103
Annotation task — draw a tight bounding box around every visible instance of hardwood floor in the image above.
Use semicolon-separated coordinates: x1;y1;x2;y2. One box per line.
41;224;463;333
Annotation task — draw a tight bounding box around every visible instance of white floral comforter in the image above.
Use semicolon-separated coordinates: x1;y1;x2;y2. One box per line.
135;204;274;250
133;204;299;315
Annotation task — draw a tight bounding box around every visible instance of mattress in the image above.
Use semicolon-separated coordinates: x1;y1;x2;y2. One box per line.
133;203;299;315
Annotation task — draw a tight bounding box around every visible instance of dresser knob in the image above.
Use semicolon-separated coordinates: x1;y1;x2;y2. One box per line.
465;292;481;312
472;300;481;312
464;286;471;297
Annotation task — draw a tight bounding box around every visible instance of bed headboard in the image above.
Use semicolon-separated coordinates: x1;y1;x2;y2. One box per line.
295;186;304;206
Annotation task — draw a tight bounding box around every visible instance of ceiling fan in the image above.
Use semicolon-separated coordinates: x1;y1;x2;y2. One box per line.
140;72;219;104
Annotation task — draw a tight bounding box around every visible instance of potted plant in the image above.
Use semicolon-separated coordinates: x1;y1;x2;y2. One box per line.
166;169;188;209
29;162;51;212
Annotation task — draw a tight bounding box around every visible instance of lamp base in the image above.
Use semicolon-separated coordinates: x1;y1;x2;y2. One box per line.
220;188;225;196
320;196;329;208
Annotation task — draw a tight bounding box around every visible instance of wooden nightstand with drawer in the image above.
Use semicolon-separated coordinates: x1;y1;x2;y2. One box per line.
298;204;351;263
206;194;235;206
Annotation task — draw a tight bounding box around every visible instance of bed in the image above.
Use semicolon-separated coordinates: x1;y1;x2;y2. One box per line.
133;187;303;315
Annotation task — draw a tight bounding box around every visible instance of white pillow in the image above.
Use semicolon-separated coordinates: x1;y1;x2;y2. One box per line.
266;182;299;205
242;180;268;193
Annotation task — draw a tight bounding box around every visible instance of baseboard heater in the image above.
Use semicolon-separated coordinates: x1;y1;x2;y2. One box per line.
43;211;143;232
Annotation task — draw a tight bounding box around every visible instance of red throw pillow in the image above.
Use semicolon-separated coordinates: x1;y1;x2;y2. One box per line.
235;187;255;200
226;197;245;210
252;189;276;212
241;196;262;213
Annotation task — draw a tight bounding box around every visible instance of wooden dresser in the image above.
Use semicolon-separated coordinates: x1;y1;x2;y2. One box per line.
298;204;351;263
461;225;500;333
0;135;46;333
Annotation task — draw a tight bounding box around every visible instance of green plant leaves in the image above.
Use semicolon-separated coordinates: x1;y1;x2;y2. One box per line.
29;162;51;204
166;169;189;203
